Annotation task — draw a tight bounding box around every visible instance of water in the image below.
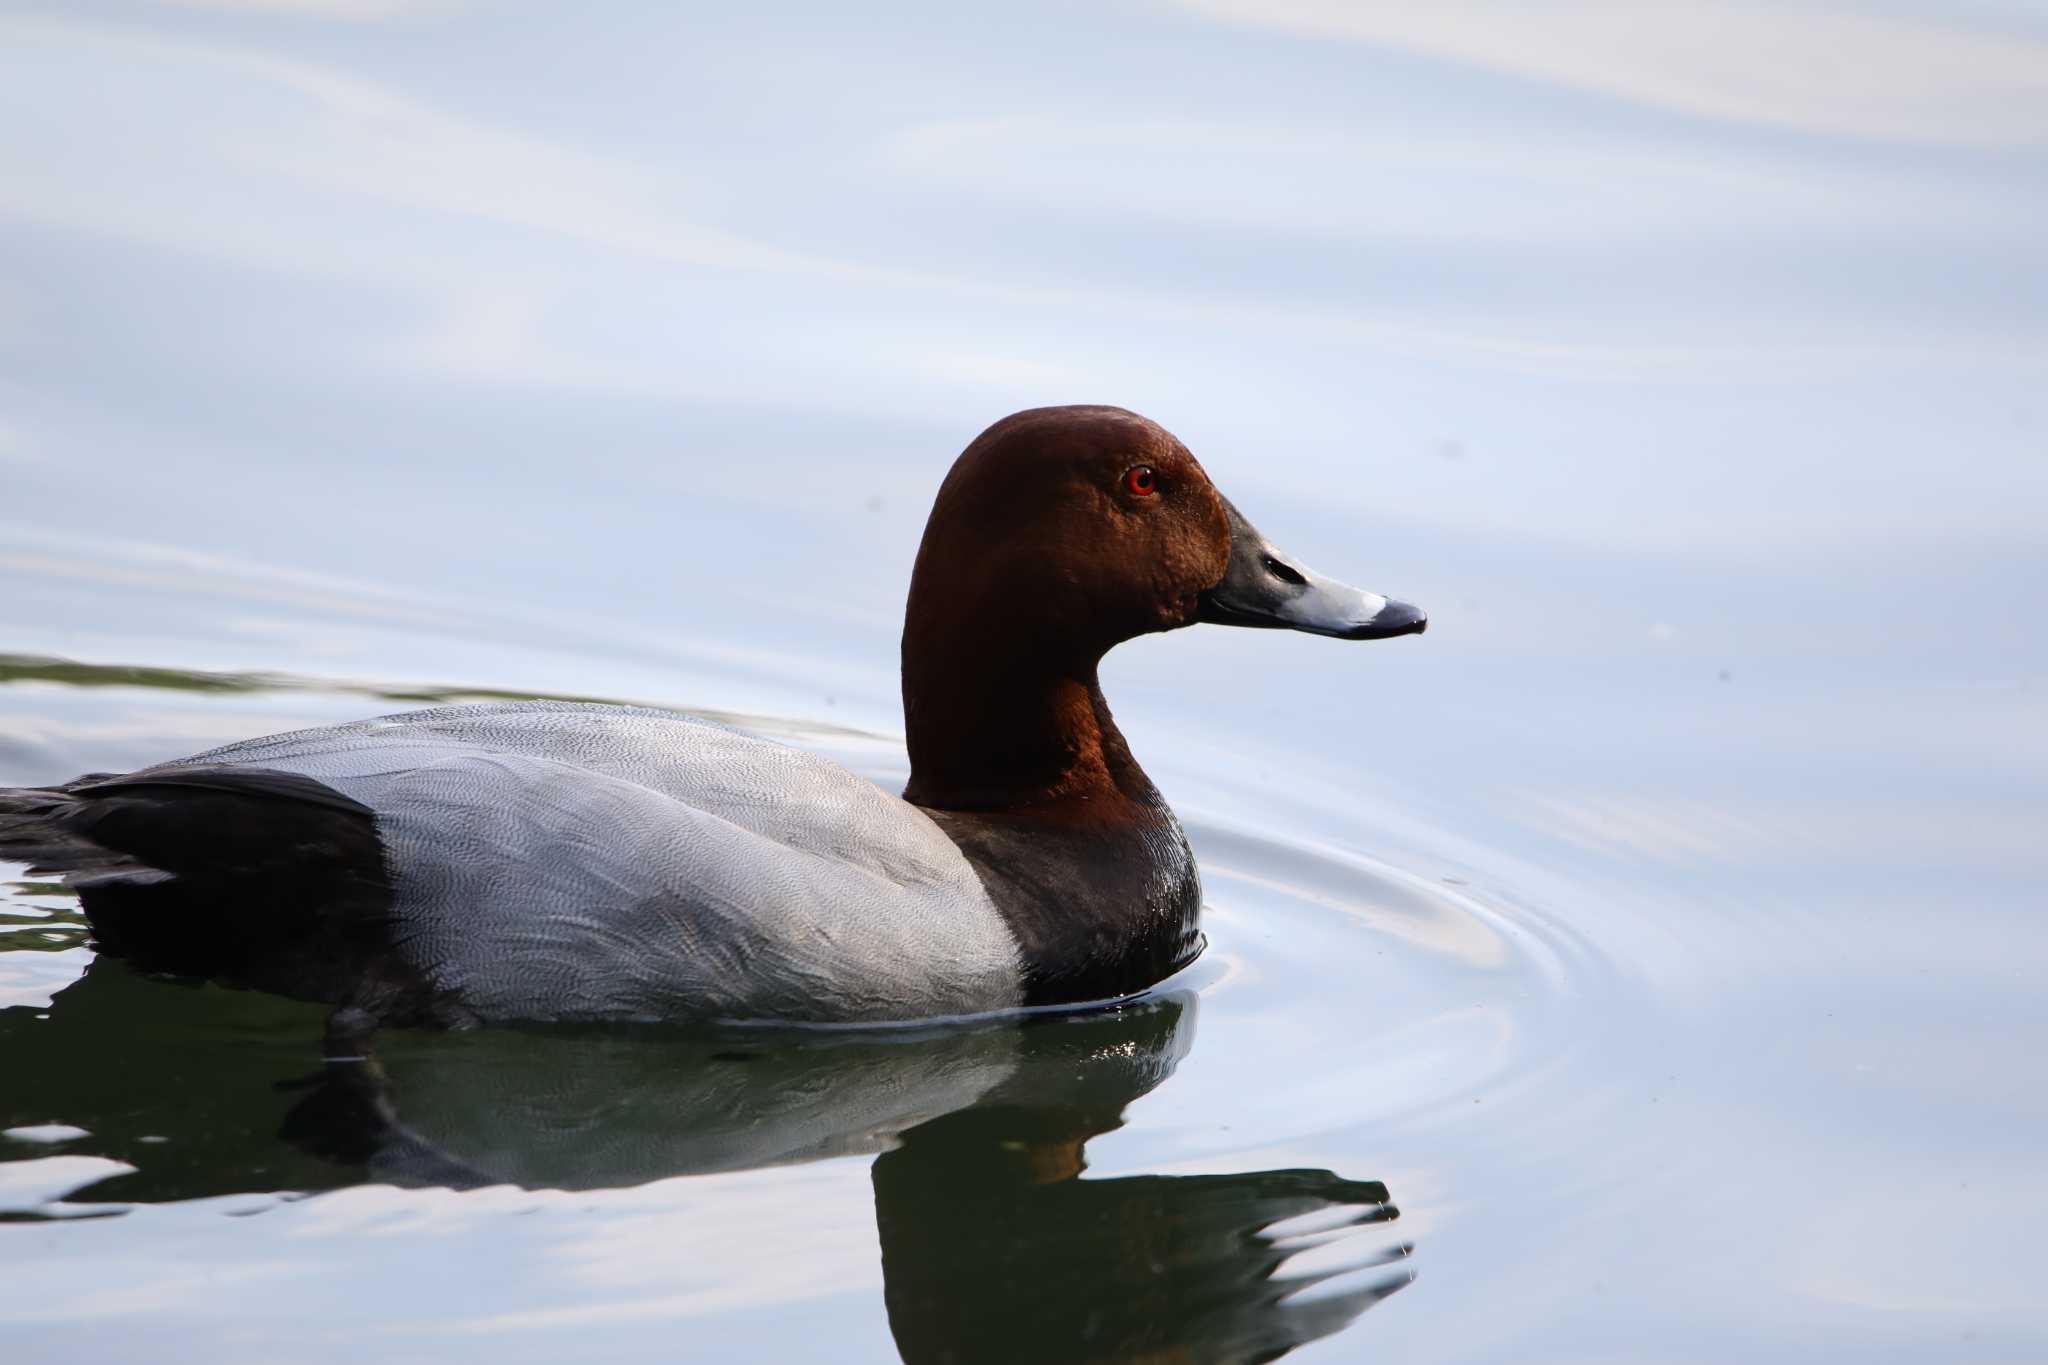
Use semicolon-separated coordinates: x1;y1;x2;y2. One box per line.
3;3;2046;1360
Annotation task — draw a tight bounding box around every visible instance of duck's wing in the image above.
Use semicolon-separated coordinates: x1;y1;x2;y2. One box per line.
17;701;1023;1025
355;745;1021;1023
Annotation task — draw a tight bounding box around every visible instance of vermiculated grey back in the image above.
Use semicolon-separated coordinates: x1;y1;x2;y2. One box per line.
175;701;1023;1023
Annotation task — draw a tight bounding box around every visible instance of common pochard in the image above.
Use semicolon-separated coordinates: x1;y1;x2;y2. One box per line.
0;406;1424;1028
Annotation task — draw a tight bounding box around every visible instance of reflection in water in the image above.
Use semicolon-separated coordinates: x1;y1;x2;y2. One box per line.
2;957;1410;1361
0;651;813;729
875;1112;1406;1365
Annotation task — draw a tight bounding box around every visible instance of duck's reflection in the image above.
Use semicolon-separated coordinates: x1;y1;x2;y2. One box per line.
872;1101;1409;1365
4;960;1412;1362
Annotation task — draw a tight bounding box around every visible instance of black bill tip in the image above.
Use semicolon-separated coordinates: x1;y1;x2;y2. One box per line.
1345;599;1428;640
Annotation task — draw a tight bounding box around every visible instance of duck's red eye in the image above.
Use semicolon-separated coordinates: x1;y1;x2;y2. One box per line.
1124;465;1158;497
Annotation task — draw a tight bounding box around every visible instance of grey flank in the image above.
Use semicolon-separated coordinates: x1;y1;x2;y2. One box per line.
175;701;1023;1023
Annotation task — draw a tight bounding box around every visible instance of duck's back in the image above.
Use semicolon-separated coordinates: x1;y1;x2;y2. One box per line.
35;702;1026;1024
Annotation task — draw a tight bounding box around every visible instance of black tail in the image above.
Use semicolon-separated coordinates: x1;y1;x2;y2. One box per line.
1;767;413;1011
0;781;153;885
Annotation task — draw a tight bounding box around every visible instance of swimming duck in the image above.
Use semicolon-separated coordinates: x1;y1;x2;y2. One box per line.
0;406;1424;1027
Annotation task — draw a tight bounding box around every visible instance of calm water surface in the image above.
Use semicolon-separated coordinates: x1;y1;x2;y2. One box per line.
3;2;2047;1361
1;543;2039;1362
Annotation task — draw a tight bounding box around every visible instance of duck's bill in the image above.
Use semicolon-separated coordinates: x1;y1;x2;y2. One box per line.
1196;496;1427;641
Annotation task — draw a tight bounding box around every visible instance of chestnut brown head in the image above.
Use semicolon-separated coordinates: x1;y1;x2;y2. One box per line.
900;405;1424;809
904;405;1424;666
904;406;1236;664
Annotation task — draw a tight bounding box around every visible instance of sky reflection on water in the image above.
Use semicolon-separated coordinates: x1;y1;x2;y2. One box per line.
1;2;2045;1361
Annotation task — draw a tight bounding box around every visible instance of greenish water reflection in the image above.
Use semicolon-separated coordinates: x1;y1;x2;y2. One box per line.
0;651;676;712
2;957;1408;1361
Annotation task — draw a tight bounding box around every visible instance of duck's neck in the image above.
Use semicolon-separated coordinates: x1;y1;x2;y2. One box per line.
902;624;1203;1005
901;637;1159;819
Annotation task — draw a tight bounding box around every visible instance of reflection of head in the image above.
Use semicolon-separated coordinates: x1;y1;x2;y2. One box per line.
872;996;1409;1365
874;1138;1406;1365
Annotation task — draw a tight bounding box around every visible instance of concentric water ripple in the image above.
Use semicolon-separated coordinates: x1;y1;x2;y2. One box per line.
0;671;1653;1363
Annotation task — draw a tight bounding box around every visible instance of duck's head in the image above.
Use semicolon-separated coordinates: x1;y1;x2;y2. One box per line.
903;406;1424;810
906;405;1424;657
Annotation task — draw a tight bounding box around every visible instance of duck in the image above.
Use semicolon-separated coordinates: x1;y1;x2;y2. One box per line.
0;406;1425;1029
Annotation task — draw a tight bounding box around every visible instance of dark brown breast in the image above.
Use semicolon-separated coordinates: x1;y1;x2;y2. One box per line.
923;798;1203;1007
